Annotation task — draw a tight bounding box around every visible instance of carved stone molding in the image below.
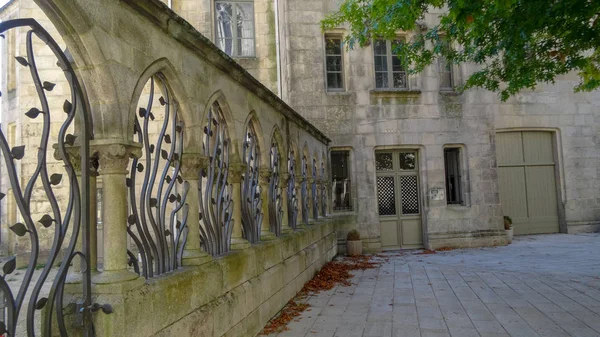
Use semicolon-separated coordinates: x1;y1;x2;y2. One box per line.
91;141;142;175
53;144;99;177
279;173;290;184
259;170;271;185
229;163;245;183
180;153;208;180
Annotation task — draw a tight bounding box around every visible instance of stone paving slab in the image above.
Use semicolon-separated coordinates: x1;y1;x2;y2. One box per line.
265;234;600;337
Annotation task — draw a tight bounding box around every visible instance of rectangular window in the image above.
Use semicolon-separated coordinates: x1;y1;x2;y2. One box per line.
444;148;462;205
438;40;453;90
325;37;344;91
215;1;255;57
331;150;351;211
374;39;407;89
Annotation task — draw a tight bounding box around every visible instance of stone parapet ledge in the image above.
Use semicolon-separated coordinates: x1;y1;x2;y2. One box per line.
73;219;338;337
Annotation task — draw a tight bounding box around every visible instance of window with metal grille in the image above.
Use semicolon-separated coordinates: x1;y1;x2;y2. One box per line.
444;148;463;204
331;150;351;211
374;39;407;89
215;1;255;57
325;37;344;91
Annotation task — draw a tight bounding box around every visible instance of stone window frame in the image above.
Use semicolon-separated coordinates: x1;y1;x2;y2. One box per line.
443;144;470;207
329;147;354;213
324;34;345;92
213;0;256;58
373;37;409;90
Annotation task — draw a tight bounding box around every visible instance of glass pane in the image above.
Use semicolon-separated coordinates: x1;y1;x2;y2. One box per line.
393;72;407;88
399;152;416;170
327;72;343;89
331;151;349;180
236;2;254;20
237;38;255;56
375;72;388;88
326;56;342;71
374;55;387;72
392;56;403;72
217;38;234;56
400;175;419;214
377;176;396;216
376;153;393;171
326;38;342;54
215;2;233;21
374;40;387;55
238;21;254;38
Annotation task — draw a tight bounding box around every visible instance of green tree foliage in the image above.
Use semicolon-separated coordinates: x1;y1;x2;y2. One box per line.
322;0;600;100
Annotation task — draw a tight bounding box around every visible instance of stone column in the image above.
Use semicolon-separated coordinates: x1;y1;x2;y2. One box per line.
308;177;316;222
179;153;212;265
259;169;276;240
92;142;141;284
279;173;292;234
230;163;250;249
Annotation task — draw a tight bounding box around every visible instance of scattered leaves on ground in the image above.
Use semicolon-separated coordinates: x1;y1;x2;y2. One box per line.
417;249;437;255
259;255;381;335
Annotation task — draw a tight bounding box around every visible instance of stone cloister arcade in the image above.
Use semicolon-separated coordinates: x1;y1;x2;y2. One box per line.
0;0;335;336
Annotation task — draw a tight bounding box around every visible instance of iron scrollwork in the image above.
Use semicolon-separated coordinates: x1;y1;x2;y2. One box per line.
0;19;108;336
268;143;283;236
321;162;327;217
241;128;262;243
127;75;190;279
301;156;309;226
198;103;233;256
287;150;298;230
311;158;319;221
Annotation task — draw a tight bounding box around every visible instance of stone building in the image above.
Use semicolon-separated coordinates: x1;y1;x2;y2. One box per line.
171;0;600;251
1;0;599;259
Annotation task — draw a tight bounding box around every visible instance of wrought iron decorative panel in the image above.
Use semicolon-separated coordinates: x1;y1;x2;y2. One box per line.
198;103;233;256
400;175;419;214
287;150;298;230
311;158;319;220
301;156;309;225
320;162;327;217
127;75;190;278
268;143;283;236
0;18;109;337
377;176;396;216
241;126;262;243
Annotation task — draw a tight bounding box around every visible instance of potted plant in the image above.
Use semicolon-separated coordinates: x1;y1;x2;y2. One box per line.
346;229;362;256
504;216;513;244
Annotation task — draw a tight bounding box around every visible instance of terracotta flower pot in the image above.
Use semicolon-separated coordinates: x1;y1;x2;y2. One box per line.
505;227;513;244
346;240;362;256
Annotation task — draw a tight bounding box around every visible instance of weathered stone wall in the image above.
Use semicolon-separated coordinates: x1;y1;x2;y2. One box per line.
67;221;337;337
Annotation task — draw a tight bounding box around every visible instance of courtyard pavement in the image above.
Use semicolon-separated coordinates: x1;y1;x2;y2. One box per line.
266;234;600;337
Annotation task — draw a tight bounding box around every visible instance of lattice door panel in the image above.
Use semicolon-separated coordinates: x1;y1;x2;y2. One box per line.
377;176;396;215
400;175;419;214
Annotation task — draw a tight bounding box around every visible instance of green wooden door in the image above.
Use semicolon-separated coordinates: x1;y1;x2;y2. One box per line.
497;131;559;235
376;150;423;249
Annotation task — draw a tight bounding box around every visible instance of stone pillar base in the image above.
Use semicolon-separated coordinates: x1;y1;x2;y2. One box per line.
281;226;293;234
231;237;251;250
181;249;212;266
260;231;277;241
92;269;140;285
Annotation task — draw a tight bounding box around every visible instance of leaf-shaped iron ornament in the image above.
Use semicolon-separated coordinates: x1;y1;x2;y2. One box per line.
3;256;16;275
15;56;29;67
50;173;62;185
65;134;77;146
0;192;5;201
149;198;158;207
11;145;25;160
25;107;43;119
63;99;73;114
159;96;166;106
38;214;54;228
35;297;48;310
0;322;6;336
42;81;56;91
10;223;28;237
164;134;171;144
101;304;114;314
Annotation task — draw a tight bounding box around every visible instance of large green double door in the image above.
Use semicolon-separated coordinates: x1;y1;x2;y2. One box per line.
375;150;423;249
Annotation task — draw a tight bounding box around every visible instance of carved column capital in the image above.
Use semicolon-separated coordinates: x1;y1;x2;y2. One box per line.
295;174;304;183
229;163;244;183
53;144;99;177
91;141;142;175
180;153;208;180
279;173;290;184
259;170;271;184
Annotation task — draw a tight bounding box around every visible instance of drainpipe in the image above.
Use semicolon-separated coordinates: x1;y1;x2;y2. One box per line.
274;0;282;97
